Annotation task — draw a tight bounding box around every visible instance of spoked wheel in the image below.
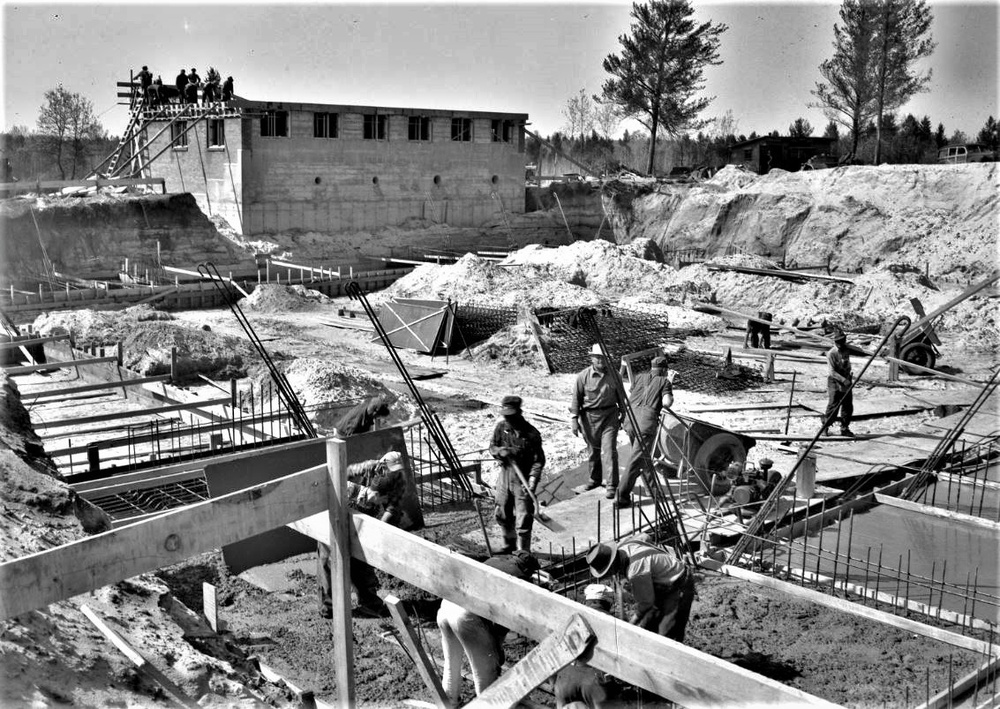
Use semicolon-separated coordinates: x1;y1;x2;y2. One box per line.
900;342;936;374
692;432;746;495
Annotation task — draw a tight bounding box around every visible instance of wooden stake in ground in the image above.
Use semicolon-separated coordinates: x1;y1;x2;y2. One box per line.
384;595;449;708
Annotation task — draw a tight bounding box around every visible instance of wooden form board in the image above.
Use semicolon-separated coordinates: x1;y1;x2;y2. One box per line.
290;513;838;708
33;396;232;430
0;465;328;620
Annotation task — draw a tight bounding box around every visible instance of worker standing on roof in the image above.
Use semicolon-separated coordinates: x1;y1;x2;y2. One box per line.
586;537;695;641
317;449;408;619
185;68;201;104
175;69;188;101
437;551;550;703
222;75;234;102
616;355;672;508
822;329;855;438
571;344;626;499
135;65;152;102
489;395;545;553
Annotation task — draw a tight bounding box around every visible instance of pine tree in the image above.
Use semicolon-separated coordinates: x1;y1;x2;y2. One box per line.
788;118;814;137
976;116;999;152
600;0;727;175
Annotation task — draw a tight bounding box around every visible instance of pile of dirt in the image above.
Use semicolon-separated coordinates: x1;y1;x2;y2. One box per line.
380;253;602;309
472;322;549;370
243;358;417;432
31;307;257;380
242;284;334;313
501;240;676;300
611;163;999;280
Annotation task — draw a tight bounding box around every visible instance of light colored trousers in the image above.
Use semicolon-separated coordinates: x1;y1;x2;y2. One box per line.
437;599;502;704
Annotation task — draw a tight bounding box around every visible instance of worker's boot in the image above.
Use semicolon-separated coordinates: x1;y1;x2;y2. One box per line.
498;534;517;554
516;533;532;553
840;426;856;438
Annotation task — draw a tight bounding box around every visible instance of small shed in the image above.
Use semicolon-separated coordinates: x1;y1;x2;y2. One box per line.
727;136;837;174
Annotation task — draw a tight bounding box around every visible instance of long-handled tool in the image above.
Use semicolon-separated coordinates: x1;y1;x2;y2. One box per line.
509;460;563;532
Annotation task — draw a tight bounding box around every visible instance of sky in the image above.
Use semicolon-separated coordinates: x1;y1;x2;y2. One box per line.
1;0;997;141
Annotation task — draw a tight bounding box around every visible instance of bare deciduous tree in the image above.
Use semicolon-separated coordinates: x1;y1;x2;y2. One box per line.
562;88;594;139
37;85;103;179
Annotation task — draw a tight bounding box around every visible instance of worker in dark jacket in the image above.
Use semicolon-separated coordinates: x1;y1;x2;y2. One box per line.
185;68;200;103
175;69;188;97
221;75;234;101
490;395;545;553
571;344;627;499
317;450;408;619
586;537;695;642
554;584;618;708
334;393;391;437
135;65;152;101
744;311;773;349
616;355;673;508
823;329;855;437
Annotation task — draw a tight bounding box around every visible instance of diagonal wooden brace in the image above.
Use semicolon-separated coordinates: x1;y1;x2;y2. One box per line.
464;613;594;708
384;595;450;708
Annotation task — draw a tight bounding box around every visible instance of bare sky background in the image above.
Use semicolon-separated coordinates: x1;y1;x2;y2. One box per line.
2;0;997;141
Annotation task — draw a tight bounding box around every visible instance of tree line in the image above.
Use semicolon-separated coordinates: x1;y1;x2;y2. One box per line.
1;85;117;183
539;0;995;177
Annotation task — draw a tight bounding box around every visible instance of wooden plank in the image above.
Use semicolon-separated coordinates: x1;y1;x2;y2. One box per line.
0;464;327;620
80;604;199;708
3;354;117;375
915;654;1000;709
24;374;172;400
384;595;450;708
718;565;999;658
74;469;205;499
466;614;594;709
0;334;69;350
202;582;219;632
34;396;232;430
289;514;838;708
874;493;1000;531
326;438;355;707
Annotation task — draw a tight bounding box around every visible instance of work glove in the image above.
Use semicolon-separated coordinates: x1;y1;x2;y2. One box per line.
571;418;580;437
528;476;539;493
495;447;511;461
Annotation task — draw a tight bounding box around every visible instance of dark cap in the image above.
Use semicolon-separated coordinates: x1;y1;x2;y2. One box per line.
500;395;522;415
651;355;668;369
832;329;847;343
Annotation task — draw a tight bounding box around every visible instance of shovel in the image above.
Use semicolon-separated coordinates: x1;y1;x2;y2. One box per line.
509;460;563;532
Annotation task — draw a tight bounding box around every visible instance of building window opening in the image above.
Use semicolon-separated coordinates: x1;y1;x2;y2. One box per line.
261;110;289;137
364;114;388;141
171;120;188;149
314;112;339;138
492;119;516;143
208;119;225;149
743;148;753;161
408;116;431;142
451;117;472;142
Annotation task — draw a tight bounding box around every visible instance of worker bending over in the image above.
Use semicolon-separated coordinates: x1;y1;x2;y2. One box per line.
437;551;549;704
489;395;545;553
586;537;695;641
554;584;618;708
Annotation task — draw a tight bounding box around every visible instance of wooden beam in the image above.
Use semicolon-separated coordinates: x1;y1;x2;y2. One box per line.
385;595;450;708
162;265;250;298
873;493;1000;531
2;355;117;375
33;396;232;430
718;565;999;658
289;514;838;707
326;438;355;706
24;374;172;401
0;334;69;350
0;464;327;620
466;614;594;708
914;653;1000;709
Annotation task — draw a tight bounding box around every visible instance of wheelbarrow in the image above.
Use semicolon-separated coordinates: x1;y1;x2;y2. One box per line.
655;413;756;495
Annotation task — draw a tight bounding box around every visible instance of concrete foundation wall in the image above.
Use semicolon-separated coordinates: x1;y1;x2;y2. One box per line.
147;107;526;236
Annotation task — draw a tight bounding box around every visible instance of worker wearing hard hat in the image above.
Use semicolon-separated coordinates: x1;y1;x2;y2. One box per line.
586;537;695;641
571;344;627;499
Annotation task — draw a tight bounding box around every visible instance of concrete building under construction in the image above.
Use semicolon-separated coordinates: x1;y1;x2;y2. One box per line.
113;84;528;236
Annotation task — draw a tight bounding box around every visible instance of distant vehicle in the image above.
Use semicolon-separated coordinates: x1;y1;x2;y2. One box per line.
801;154;840;170
938;143;996;164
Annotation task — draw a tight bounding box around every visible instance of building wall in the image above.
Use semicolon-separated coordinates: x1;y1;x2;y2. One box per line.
146;106;525;236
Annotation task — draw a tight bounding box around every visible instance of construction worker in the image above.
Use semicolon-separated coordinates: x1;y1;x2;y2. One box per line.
222;76;235;102
185;68;201;104
148;76;164;107
175;68;188;99
135;65;152;102
437;551;547;703
586;537;695;642
554;584;618;708
823;329;855;437
489;395;545;553
616;355;672;508
317;449;407;619
744;311;773;349
333;393;391;437
571;344;627;499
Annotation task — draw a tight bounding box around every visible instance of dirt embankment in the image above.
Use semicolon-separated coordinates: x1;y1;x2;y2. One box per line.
607;163;999;279
0;193;246;280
